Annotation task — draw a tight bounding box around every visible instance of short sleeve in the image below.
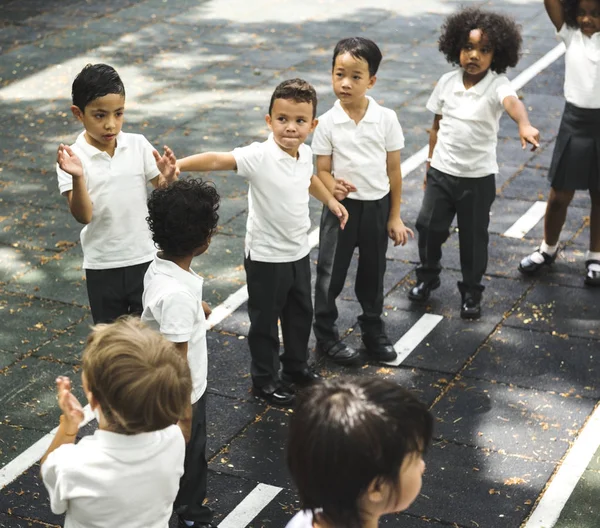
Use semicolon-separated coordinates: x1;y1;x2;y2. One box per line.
557;23;576;47
57;164;74;195
41;444;76;514
310;116;333;156
384;110;405;151
426;75;447;115
494;75;518;106
141;136;161;182
158;290;199;343
232;142;264;179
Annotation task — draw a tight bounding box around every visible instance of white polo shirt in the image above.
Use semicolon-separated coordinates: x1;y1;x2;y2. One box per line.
41;424;185;528
57;131;160;270
142;253;208;403
558;24;600;109
311;96;405;201
233;134;312;263
427;69;517;178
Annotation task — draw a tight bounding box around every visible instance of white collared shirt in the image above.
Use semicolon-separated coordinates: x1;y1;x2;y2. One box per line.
41;424;185;528
558;24;600;109
56;131;160;269
311;96;405;201
232;134;313;263
427;69;517;178
142;253;208;403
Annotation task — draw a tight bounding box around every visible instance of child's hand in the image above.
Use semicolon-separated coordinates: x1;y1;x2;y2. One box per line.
202;300;212;318
332;178;357;201
387;218;414;247
153;145;177;182
327;198;349;230
519;125;540;151
56;376;84;434
57;144;84;179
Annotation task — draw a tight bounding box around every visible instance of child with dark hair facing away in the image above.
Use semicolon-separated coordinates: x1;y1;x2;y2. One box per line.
142;179;220;528
286;377;433;528
176;79;348;407
519;0;600;285
408;8;540;319
40;317;192;528
56;63;177;324
312;37;413;367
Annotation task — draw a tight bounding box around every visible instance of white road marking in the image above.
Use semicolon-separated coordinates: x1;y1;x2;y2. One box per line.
504;201;547;239
510;43;566;90
384;314;444;366
218;483;283;528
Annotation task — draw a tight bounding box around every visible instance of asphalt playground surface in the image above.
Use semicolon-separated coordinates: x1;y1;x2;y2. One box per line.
1;0;599;527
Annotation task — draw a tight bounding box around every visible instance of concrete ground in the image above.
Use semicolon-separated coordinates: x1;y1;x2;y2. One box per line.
0;0;598;527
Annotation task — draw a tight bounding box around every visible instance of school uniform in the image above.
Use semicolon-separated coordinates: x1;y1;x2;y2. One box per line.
232;134;314;388
416;69;517;297
56;131;159;324
311;96;404;343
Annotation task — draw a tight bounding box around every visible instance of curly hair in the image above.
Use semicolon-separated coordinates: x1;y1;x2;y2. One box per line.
438;7;522;74
147;178;220;256
563;0;599;28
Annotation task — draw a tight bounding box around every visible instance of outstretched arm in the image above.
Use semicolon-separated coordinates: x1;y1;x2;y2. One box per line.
57;144;93;224
177;152;237;173
309;175;349;230
503;96;540;150
544;0;565;31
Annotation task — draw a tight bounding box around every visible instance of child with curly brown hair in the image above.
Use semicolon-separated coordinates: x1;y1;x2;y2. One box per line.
408;7;540;319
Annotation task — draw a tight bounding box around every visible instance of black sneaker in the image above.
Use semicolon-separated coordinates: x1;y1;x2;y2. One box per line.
460;294;481;320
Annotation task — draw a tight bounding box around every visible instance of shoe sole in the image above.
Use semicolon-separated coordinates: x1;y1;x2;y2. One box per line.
584;278;600;287
408;279;441;302
460;311;481;320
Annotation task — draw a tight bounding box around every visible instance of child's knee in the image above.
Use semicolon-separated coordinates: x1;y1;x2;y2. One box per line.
548;189;574;211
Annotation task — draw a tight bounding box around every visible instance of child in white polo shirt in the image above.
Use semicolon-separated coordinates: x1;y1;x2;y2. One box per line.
56;63;177;324
141;179;220;528
312;37;413;366
408;8;540;319
41;317;192;528
176;79;348;407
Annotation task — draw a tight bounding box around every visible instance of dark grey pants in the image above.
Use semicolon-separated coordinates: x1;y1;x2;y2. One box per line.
415;167;496;296
314;195;390;343
244;254;313;387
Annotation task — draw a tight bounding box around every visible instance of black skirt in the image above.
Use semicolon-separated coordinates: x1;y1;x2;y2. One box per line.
548;102;600;191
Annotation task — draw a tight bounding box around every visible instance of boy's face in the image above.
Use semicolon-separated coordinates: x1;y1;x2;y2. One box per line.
577;0;600;37
332;52;376;106
460;29;494;80
391;452;426;512
265;98;317;157
71;93;125;153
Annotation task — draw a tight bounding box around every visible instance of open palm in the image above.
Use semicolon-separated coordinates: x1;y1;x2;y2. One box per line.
57;144;84;179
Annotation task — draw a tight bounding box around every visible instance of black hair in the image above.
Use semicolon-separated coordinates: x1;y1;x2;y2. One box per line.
71;63;126;112
438;7;522;74
287;377;433;528
268;78;318;119
563;0;600;28
332;37;383;77
146;179;220;257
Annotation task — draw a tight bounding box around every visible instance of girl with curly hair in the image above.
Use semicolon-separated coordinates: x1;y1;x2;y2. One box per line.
519;0;600;286
408;7;540;320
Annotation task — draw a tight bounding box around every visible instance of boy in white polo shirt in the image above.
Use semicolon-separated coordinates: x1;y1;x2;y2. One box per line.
312;37;413;366
408;8;540;319
56;63;177;324
141;179;220;528
177;79;348;407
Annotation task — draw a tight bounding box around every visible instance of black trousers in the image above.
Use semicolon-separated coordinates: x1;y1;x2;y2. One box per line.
85;261;151;324
174;393;212;523
415;167;496;296
244;254;312;388
314;195;390;343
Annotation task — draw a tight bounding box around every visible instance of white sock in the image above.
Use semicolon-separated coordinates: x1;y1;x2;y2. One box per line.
586;251;600;271
540;241;558;255
184;521;194;527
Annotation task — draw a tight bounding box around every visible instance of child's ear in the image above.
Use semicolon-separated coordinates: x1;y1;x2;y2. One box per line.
265;114;273;130
71;105;84;122
310;118;319;132
368;75;377;89
366;476;387;504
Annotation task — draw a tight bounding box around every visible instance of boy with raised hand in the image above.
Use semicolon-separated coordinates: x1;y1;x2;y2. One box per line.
56;63;177;324
176;78;348;407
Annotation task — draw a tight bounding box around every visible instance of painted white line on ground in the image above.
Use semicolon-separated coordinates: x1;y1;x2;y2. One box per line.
218;483;283;528
504;201;547;239
402;145;429;178
510;43;566;90
0;405;95;489
383;314;443;367
524;404;600;528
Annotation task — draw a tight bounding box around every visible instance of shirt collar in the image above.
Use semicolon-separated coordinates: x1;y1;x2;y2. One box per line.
266;133;308;162
152;252;203;296
93;428;168;449
74;130;129;158
453;69;495;96
332;95;382;124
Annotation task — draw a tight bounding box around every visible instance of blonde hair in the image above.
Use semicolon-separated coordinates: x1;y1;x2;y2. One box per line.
82;316;192;434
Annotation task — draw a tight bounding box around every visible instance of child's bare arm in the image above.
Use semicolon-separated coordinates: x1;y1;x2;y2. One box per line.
544;0;565;31
424;115;442;188
57;145;93;224
316;155;357;200
150;145;178;188
387;150;414;247
177;152;237;173
309;175;349;230
503;96;540;150
173;341;193;443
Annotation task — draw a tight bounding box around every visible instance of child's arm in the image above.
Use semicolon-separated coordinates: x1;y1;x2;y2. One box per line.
387;150;414;247
173;342;193;443
177;152;237;173
150;145;178;188
425;115;442;188
309;175;349;230
316;155;357;201
57;145;93;224
544;0;565;31
503;96;540;150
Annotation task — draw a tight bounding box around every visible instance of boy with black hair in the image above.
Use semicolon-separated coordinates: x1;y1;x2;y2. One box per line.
176;78;348;407
56;63;177;324
142;178;220;528
312;37;413;366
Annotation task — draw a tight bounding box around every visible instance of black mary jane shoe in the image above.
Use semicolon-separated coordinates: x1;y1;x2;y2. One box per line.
408;277;441;302
518;248;558;275
282;367;322;387
585;259;600;287
252;383;295;407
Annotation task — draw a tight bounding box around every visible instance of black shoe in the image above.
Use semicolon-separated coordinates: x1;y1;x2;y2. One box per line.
316;340;361;366
177;519;217;528
252;383;295;406
585;260;600;286
408;277;441;302
282;367;322;387
518;248;558;275
460;294;481;320
362;333;397;362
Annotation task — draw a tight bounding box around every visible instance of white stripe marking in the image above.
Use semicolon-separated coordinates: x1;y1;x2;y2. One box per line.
510;43;566;90
402;145;429;178
383;314;444;366
504;201;547;239
0;405;95;489
218;483;282;528
524;405;600;528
